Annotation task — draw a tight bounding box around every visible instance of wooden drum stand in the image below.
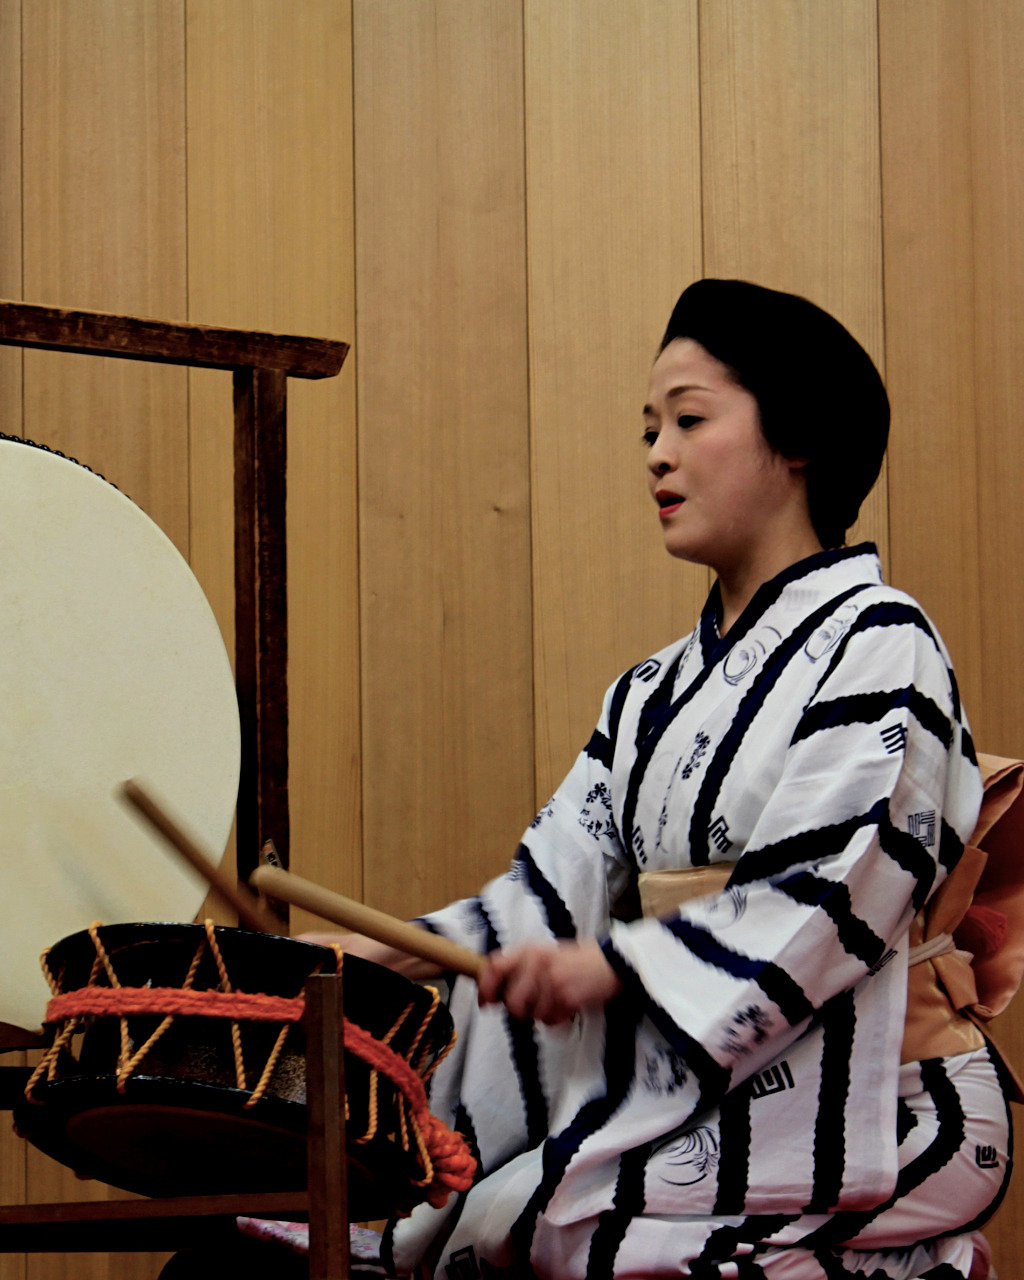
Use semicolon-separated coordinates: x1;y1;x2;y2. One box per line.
0;301;356;1278
0;974;352;1278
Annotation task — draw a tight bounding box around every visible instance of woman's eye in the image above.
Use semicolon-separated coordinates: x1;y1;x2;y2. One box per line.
677;415;701;430
641;429;659;448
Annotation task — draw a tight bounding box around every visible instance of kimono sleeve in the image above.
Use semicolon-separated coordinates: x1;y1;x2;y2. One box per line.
600;601;983;1100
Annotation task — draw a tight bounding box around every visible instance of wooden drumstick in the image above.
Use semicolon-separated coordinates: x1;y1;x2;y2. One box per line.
249;864;486;980
121;778;273;935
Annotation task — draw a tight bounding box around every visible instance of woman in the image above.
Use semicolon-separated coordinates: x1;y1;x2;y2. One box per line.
334;281;1013;1279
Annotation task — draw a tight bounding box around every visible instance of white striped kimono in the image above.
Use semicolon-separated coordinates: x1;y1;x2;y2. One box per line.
385;545;1012;1280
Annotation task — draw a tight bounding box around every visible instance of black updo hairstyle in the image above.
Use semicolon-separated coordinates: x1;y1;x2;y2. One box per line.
660;279;889;550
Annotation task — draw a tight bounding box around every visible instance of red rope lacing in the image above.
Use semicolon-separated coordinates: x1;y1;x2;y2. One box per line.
44;987;305;1023
28;923;476;1211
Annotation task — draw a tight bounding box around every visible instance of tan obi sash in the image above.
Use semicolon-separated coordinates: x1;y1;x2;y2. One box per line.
637;754;1024;1097
638;866;734;919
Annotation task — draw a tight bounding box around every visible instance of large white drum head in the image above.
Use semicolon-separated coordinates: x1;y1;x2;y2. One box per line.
0;440;240;1032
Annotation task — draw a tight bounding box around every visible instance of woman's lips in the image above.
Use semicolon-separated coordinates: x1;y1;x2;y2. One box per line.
656;492;684;518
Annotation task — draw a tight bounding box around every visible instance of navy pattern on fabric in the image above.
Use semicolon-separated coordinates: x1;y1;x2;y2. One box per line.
388;547;1006;1280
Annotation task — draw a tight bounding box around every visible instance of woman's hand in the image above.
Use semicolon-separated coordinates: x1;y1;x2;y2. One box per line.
477;940;623;1025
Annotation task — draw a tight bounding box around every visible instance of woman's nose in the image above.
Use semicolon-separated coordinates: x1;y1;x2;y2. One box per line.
647;431;675;476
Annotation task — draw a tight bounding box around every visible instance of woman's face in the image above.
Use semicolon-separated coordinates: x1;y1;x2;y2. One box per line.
643;339;812;577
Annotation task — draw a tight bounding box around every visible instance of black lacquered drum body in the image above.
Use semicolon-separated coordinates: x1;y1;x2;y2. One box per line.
15;923;454;1218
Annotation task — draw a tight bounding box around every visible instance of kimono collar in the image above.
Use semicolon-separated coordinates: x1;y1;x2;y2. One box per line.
698;543;883;666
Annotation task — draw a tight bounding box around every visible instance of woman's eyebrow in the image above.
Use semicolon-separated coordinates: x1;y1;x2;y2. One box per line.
643;383;713;415
666;383;712;400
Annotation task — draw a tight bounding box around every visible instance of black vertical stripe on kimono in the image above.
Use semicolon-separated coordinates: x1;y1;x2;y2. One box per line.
385;545;1010;1280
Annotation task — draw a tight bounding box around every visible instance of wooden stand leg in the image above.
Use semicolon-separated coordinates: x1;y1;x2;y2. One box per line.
253;367;290;870
234;367;260;879
305;974;349;1280
233;365;291;883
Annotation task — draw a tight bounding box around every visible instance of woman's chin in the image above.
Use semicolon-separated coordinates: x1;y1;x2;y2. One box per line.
663;540;714;570
659;523;712;566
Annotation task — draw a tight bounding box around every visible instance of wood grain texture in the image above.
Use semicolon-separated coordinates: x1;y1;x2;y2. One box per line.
17;4;186;1275
0;1056;25;1280
942;2;1024;1266
0;0;21;445
0;300;347;376
881;4;1024;1266
878;0;983;729
969;1;1024;761
21;0;189;556
25;1150;109;1280
303;978;349;1279
355;0;533;918
525;0;706;804
186;0;359;925
700;0;888;565
0;4;25;1276
21;1153;171;1280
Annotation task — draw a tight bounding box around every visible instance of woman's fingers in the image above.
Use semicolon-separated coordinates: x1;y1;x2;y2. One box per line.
476;948;520;1007
478;942;623;1025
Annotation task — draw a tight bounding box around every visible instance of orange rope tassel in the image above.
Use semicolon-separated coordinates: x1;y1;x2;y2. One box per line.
340;1019;476;1205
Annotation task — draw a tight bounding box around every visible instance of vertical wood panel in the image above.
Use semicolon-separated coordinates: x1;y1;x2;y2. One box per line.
878;0;983;727
21;0;188;554
525;0;705;803
882;3;1024;1270
0;2;25;1273
700;0;888;564
970;1;1024;762
0;0;22;442
17;4;185;1275
186;0;359;923
355;0;533;918
880;2;1024;1268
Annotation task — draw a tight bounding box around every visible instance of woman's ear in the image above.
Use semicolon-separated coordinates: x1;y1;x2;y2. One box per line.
785;454;810;472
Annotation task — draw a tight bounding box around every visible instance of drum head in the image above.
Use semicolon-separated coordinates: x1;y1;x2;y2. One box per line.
15;1084;420;1219
0;441;240;1032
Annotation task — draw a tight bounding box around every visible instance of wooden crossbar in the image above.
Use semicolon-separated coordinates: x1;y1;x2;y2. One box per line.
0;299;348;378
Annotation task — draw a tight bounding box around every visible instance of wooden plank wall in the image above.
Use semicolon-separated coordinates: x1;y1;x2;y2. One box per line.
0;2;357;1276
878;0;1024;1267
0;1;1022;1274
355;0;534;920
525;1;707;801
16;6;188;1277
700;0;889;563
